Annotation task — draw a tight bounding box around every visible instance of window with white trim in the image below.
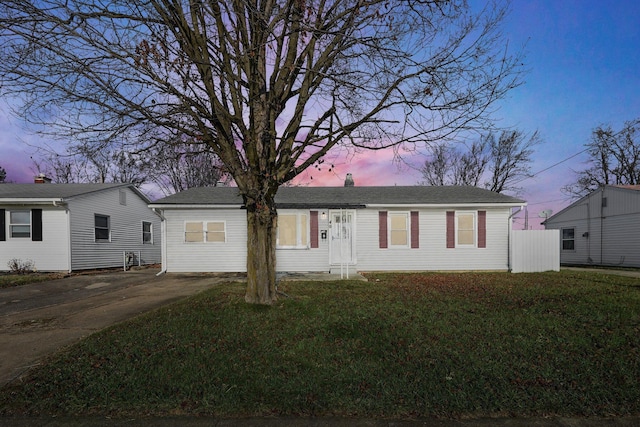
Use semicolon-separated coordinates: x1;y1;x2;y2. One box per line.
184;221;226;243
10;210;31;238
142;221;153;244
456;212;476;246
277;213;308;248
94;214;111;242
561;228;575;251
389;212;409;247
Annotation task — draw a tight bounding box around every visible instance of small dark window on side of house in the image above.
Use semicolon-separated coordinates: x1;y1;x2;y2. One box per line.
95;214;111;242
561;228;575;251
142;221;152;244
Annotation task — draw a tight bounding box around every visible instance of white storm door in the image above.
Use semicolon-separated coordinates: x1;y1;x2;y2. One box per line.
330;211;354;265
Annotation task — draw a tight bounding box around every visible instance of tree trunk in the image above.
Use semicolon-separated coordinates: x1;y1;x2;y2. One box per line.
244;198;278;305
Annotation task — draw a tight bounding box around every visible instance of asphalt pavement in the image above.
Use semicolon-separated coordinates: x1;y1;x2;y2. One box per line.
0;268;243;385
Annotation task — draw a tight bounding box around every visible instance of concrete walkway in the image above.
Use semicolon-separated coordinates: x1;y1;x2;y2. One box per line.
562;266;640;279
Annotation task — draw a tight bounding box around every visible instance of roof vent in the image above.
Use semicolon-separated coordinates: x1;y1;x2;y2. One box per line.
34;173;52;184
344;173;354;187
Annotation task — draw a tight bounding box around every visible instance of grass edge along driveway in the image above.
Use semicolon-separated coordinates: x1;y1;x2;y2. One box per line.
1;271;639;419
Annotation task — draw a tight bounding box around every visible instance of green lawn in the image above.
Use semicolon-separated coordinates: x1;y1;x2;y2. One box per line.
1;271;639;419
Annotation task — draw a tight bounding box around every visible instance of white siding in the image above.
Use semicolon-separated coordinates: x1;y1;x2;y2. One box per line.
356;208;511;272
545;187;640;267
162;206;514;273
163;208;330;273
68;187;161;270
163;208;248;272
277;212;330;272
0;206;70;272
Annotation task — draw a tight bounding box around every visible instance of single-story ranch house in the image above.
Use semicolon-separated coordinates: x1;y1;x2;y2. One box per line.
543;185;640;267
0;182;161;272
149;184;525;274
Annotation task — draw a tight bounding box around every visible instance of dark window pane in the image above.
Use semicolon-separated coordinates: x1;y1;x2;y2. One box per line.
95;215;109;228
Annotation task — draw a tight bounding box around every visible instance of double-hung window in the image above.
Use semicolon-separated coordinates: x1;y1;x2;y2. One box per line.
456;212;476;246
184;221;226;243
561;228;575;251
142;221;153;244
277;212;308;248
446;210;486;249
389;212;409;247
10;210;31;238
95;214;111;242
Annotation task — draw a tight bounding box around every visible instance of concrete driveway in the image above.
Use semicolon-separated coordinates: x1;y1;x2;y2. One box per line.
0;268;244;385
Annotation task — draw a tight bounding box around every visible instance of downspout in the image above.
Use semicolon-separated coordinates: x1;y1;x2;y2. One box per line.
54;200;72;274
507;206;523;272
600;187;604;265
586;200;591;263
153;208;167;276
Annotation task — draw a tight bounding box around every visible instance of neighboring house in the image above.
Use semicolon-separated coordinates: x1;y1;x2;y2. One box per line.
0;181;161;272
543;185;640;267
149;184;525;274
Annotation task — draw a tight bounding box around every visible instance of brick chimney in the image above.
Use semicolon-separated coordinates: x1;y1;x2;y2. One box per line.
344;173;354;187
34;173;52;184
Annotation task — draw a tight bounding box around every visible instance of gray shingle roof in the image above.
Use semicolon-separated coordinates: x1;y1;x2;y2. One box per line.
152;185;525;208
0;183;140;201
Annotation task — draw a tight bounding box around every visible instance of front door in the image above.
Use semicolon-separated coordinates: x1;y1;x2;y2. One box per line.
330;210;355;265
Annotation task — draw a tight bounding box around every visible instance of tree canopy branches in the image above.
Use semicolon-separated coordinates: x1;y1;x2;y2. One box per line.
0;0;524;194
0;0;524;303
420;130;541;194
563;118;640;198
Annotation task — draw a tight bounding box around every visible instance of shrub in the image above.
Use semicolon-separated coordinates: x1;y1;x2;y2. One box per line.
7;259;36;274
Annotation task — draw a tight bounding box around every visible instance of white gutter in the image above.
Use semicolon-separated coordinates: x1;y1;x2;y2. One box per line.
366;203;525;209
148;204;242;209
65;205;72;273
507;206;524;272
0;198;65;204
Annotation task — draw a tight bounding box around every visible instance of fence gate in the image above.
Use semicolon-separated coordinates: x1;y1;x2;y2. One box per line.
511;230;560;273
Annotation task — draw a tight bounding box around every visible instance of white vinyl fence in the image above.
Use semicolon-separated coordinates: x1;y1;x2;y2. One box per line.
510;230;560;273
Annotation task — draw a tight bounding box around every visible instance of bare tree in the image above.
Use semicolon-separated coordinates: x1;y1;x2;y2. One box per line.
452;140;490;187
32;154;91;183
485;130;540;193
421;144;452;186
144;135;230;195
0;165;6;183
33;150;146;185
563;119;640;198
420;130;539;194
0;0;524;304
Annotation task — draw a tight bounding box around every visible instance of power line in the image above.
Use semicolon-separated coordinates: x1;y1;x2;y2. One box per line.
511;147;590;186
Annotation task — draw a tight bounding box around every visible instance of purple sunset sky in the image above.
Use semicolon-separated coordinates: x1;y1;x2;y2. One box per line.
1;0;639;229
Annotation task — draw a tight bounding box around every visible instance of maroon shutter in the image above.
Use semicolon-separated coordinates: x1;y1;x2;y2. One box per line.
478;210;486;248
446;211;455;248
0;209;5;241
379;211;388;248
410;211;419;249
310;211;319;248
